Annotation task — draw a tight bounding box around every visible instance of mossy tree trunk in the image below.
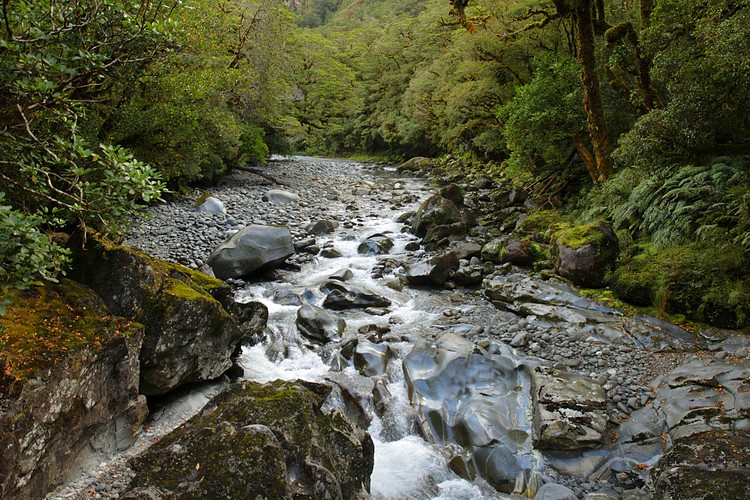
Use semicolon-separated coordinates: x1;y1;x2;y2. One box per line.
553;0;612;182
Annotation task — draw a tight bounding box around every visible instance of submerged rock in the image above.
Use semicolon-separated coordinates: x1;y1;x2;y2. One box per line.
357;233;394;256
207;224;295;279
126;380;374;499
402;333;540;494
321;280;391;310
296;303;346;343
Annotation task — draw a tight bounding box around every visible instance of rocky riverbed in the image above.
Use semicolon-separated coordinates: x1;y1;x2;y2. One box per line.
52;156;749;499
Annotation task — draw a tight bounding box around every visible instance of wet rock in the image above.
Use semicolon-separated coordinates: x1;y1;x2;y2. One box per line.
321;280;391;310
342;339;393;377
126;380;374;499
403;333;540;494
357;233;394;256
451;262;485;286
195;195;225;215
329;268;354;282
261;189;301;204
207;225;295;279
553;222;619;288
306;219;339;235
531;367;608;450
320;243;342;258
0;282;147;499
296;303;346;343
448;240;483;260
405;251;460;287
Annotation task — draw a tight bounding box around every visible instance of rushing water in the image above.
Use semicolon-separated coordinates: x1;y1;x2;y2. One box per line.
235;166;508;499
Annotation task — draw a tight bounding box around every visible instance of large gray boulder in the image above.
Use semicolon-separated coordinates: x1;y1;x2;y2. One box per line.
411;185;475;247
402;334;540;493
207;224;295;279
195;195;225;215
296;303;346;343
553;222;619;288
126;380;374;499
69;234;268;396
321;280;391;310
0;281;147;499
357;233;394;256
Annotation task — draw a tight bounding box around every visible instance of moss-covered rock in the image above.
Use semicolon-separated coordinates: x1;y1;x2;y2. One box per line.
551;221;619;288
0;281;146;499
481;236;547;267
68;233;268;395
396;156;436;173
127;380;374;499
652;429;750;500
611;243;750;327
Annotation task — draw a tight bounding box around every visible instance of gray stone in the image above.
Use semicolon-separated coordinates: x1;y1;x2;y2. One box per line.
296;303;346;343
534;483;578;500
207;225;295;279
405;251;460;287
357;233;394;256
261;189;301;204
532;367;608;450
305;219;339;235
195;196;225;215
321;280;391;310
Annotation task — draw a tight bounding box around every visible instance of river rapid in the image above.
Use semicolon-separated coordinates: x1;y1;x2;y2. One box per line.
52;156;749;499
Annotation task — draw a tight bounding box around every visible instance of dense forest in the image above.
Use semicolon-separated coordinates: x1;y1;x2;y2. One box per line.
1;0;749;326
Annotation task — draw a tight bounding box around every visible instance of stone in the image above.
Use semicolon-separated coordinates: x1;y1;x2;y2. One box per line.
321;280;391;310
651;429;750;500
0;281;147;499
531;367;608;450
126;380;374;499
68;234;268;396
306;219;339;235
329;268;354;282
296;303;346;343
402;333;540;494
261;189;301;204
207;224;295;279
405;251;460;287
396;156;435;173
195;195;225;215
534;483;579;500
342;339;393;377
411;189;475;245
553;222;619;288
357;233;394;256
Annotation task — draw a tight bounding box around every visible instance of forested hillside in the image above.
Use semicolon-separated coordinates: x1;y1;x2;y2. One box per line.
2;0;749;326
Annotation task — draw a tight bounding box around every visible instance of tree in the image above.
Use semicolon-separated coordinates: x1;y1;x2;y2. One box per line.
452;0;613;182
0;0;173;289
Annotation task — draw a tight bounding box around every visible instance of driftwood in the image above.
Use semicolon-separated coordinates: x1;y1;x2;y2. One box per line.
234;165;291;187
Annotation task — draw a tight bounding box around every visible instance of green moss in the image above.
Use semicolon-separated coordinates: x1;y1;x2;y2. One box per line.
611;243;750;327
193;192;213;208
0;280;138;396
551;221;609;250
518;210;568;239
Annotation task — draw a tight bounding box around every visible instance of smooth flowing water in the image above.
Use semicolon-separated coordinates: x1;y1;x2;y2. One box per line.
235;167;508;499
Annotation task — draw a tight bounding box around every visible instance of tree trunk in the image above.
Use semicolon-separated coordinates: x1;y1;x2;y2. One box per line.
573;0;612;182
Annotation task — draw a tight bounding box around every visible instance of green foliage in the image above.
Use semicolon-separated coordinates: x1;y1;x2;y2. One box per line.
613;243;750;327
583;157;750;251
500;55;585;180
0;194;70;291
0;0;172;288
105;0;292;185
